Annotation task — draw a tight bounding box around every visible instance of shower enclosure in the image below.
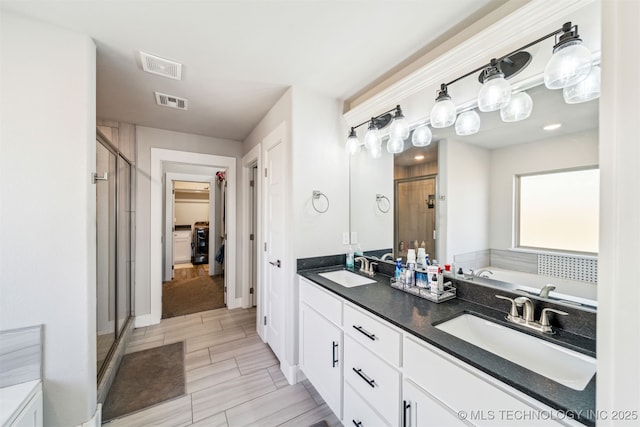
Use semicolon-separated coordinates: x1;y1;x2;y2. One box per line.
96;133;133;381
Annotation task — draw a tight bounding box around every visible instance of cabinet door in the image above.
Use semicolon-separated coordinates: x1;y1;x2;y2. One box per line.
403;379;471;427
300;302;342;418
12;385;43;427
173;231;191;263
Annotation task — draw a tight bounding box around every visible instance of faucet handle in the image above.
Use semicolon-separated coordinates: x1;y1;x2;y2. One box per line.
540;308;568;327
368;262;378;276
496;295;520;322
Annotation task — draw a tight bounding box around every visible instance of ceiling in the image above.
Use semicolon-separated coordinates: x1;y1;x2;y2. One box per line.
1;0;507;142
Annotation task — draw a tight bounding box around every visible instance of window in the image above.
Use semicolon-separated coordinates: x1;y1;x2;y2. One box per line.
517;168;599;254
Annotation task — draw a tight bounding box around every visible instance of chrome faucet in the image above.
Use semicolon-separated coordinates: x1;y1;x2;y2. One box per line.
355;256;369;273
381;253;394;261
355;257;377;277
539;284;556;298
496;294;569;334
475;268;494;278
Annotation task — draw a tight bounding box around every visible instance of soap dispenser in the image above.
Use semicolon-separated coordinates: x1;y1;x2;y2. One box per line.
346;245;355;269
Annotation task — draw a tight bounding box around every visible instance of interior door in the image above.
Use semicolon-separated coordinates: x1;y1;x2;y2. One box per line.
250;165;258;307
395;176;437;260
263;129;287;364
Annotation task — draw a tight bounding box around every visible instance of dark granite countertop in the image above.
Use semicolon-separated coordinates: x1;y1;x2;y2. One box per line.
298;265;596;426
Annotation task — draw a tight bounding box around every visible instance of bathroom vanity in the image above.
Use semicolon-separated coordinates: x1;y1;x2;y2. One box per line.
298;265;596;427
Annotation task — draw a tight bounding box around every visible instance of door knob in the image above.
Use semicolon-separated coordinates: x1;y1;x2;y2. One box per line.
269;260;281;268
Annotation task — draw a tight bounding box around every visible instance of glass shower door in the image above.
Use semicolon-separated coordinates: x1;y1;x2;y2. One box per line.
96;140;117;376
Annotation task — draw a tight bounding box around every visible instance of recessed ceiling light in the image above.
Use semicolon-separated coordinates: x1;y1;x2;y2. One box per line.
415;155;425;160
543;123;562;131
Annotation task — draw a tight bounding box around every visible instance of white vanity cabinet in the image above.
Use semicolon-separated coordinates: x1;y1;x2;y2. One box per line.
1;381;43;427
299;278;343;418
403;378;472;427
299;276;584;427
403;337;579;427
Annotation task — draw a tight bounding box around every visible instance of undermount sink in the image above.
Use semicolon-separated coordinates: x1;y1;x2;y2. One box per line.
435;314;596;391
318;270;376;288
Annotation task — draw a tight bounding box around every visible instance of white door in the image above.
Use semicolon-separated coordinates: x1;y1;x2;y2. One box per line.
263;125;287;364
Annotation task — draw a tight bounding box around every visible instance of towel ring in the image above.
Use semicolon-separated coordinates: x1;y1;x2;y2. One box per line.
312;190;329;213
376;194;390;213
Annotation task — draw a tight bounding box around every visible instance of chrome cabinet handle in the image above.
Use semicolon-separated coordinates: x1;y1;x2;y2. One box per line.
352;367;376;388
353;325;376;341
332;341;339;367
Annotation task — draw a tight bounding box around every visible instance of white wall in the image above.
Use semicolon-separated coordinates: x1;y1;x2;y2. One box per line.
0;12;97;426
291;88;349;258
490;129;598;250
135;126;242;316
440;138;491;263
597;0;640;419
243;88;293;156
174;200;209;226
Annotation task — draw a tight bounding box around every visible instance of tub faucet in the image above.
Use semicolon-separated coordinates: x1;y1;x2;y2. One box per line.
539;284;556;298
475;268;494;278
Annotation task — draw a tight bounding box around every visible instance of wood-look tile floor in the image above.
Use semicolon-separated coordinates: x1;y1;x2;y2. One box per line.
103;307;342;427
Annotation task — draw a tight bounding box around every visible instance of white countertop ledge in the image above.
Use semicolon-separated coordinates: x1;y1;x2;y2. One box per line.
0;380;41;426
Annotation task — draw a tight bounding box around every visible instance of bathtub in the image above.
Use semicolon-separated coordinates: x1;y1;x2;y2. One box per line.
473;266;597;309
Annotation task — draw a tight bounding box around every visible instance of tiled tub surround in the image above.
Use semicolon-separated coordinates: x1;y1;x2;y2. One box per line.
453;249;598;304
298;261;596;426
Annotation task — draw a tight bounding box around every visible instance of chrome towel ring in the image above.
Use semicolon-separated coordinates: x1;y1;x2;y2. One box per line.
312;190;329;213
376;194;390;213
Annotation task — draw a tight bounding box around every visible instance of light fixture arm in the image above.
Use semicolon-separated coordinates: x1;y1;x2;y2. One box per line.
442;22;572;89
350;105;403;132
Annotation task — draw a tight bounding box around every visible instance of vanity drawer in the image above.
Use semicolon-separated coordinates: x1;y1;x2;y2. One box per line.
404;337;567;426
344;303;401;366
344;335;400;426
344;382;391;427
299;277;342;326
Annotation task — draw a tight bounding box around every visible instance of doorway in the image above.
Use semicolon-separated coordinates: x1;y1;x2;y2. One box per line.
394;176;437;261
147;149;237;327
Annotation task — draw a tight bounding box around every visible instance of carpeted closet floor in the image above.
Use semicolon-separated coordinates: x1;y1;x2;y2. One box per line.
162;270;225;319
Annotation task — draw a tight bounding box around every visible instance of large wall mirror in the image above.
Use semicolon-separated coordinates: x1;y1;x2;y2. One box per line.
349;81;598;311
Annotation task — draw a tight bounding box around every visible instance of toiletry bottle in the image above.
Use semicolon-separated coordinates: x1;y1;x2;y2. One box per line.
406;249;416;287
425;254;430;266
346;245;354;269
430;273;439;295
395;258;403;280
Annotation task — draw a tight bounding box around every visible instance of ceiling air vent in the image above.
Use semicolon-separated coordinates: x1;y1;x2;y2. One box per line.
140;51;182;80
155;92;188;111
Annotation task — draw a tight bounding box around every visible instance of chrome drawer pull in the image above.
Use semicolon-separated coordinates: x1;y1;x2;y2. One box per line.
352;367;376;388
353;325;376;341
332;341;339;367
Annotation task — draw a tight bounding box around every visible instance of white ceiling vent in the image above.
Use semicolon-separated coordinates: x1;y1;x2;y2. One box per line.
140;51;183;80
155;92;188;111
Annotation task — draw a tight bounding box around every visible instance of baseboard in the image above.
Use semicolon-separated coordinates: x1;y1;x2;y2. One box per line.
79;403;101;427
134;313;160;328
226;297;243;310
280;361;300;386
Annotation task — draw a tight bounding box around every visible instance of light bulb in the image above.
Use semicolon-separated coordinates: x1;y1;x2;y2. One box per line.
563;65;600;104
430;84;456;128
500;91;533;122
364;124;380;150
478;71;511;112
386;137;404;154
390;106;410;140
455;110;481;136
345;128;360;155
544;40;592;89
411;124;432;147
